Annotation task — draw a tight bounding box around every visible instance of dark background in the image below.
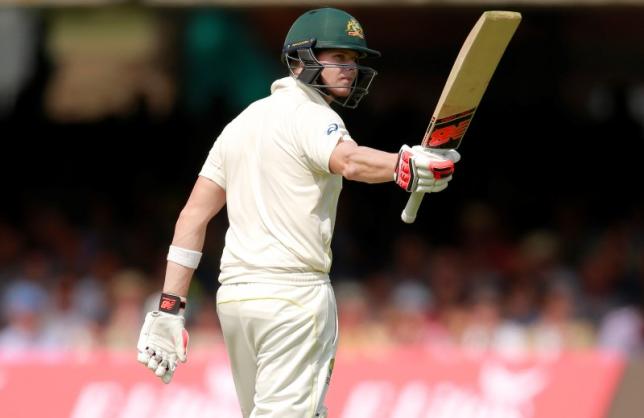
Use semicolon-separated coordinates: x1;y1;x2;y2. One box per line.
2;5;643;280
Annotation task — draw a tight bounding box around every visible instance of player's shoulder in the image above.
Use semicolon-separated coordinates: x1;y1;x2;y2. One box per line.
295;100;340;121
226;96;273;125
297;101;347;134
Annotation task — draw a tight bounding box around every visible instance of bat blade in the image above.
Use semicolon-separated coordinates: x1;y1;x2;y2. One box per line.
401;10;521;224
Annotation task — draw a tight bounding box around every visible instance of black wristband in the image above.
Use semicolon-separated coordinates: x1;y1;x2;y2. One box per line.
159;293;186;315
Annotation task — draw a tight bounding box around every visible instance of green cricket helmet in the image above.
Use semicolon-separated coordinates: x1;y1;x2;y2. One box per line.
282;8;380;109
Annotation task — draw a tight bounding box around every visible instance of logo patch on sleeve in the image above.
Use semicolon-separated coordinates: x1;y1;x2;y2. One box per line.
326;123;339;135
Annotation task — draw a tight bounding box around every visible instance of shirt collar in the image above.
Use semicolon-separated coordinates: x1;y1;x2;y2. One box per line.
270;76;330;107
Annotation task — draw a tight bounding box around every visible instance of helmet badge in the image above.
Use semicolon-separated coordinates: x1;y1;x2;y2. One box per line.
346;19;365;39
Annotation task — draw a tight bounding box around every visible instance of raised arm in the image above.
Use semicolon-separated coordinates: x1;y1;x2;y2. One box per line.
329;140;460;192
329;140;397;183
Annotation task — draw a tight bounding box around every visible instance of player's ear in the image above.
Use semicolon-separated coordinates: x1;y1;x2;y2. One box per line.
285;52;304;75
291;61;304;76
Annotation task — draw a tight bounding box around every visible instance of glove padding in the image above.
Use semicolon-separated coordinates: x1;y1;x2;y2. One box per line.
137;311;189;384
394;145;461;193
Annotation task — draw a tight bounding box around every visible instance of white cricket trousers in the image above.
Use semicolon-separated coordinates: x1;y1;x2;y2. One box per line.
217;282;338;418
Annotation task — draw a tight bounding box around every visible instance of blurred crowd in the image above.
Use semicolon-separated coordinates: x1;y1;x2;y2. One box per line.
1;200;642;359
2;6;644;361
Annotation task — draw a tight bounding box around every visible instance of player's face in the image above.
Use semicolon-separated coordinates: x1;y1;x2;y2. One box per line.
317;49;359;98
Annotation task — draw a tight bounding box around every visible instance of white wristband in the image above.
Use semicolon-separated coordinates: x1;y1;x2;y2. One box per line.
167;245;202;269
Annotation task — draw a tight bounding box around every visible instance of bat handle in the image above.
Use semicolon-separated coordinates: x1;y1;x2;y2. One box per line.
401;191;425;224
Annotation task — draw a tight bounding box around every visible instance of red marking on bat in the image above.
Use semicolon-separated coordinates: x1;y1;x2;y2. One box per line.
421;108;476;148
428;119;470;147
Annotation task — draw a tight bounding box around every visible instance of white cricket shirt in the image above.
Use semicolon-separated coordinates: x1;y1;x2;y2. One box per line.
199;76;354;284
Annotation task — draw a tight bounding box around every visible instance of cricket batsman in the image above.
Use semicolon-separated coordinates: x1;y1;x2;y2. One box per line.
137;7;460;418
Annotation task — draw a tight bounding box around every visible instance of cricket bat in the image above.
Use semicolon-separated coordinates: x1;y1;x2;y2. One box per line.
401;11;521;224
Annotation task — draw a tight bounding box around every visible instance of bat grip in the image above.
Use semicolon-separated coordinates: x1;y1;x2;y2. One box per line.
401;192;425;224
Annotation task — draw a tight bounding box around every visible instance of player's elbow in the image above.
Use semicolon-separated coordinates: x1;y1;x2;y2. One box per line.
337;144;367;181
330;140;361;180
177;204;211;230
340;160;362;181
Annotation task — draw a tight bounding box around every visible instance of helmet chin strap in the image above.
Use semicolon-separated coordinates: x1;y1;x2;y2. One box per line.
288;48;377;109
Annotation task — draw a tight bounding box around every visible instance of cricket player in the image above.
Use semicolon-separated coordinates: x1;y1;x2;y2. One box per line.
137;7;460;418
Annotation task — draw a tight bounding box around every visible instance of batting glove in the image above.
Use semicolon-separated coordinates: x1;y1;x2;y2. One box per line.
137;293;189;384
394;145;460;193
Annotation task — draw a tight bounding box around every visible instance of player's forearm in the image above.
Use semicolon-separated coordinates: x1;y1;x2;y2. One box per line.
339;145;397;183
162;177;226;297
171;205;211;251
163;263;194;297
162;211;209;297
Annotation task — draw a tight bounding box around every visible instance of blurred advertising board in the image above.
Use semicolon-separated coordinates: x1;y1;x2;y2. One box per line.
0;347;624;418
607;354;644;418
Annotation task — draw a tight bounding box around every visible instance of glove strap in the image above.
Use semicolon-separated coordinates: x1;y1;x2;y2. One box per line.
159;293;187;315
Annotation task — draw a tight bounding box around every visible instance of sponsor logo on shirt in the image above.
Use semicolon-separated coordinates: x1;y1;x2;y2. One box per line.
327;123;339;135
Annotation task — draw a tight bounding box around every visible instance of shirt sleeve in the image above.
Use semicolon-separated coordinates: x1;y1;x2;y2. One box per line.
293;103;355;174
199;133;226;189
